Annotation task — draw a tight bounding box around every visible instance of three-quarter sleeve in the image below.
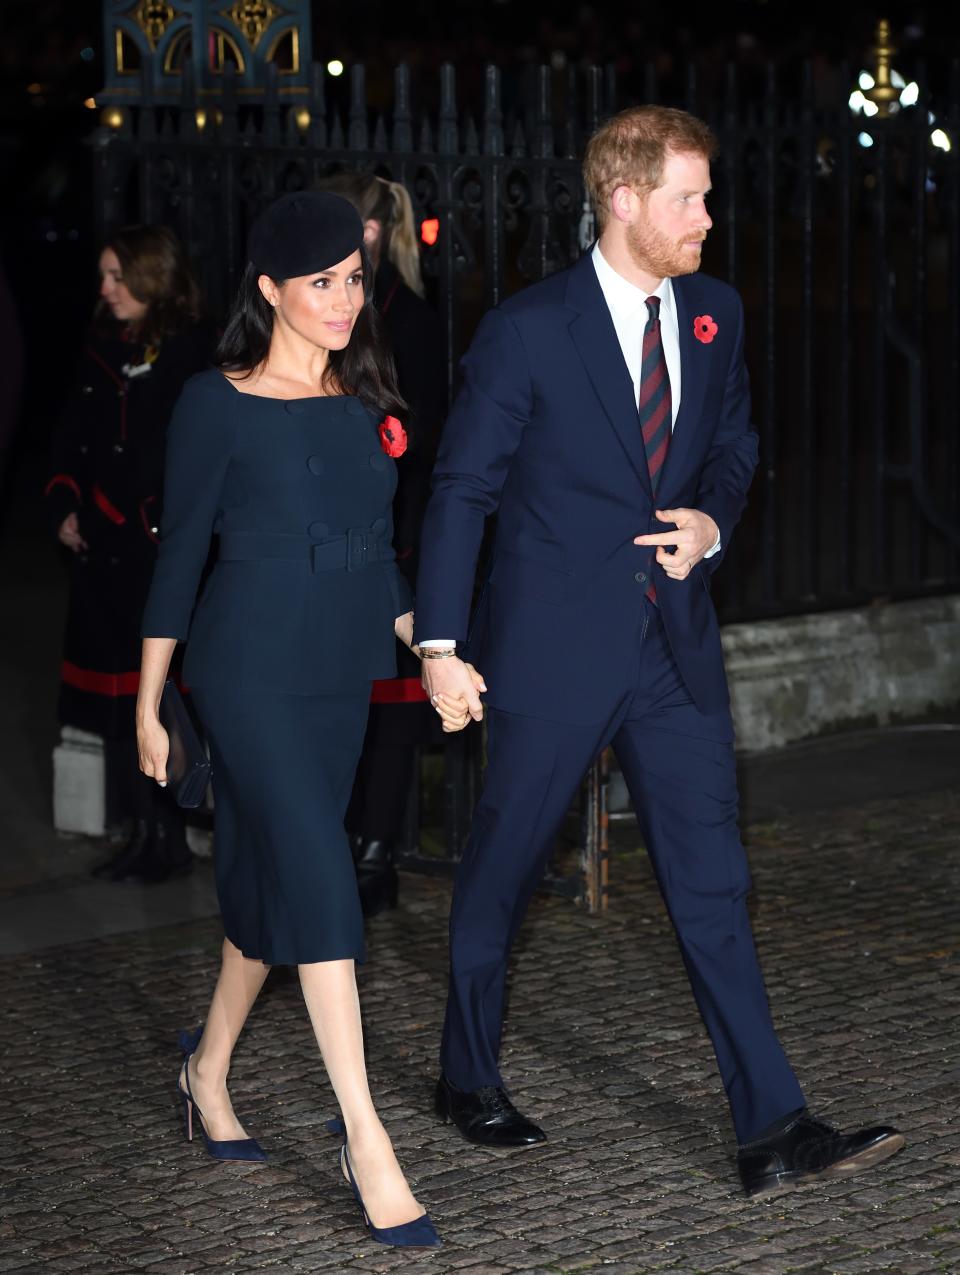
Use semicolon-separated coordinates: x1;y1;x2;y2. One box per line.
141;375;236;639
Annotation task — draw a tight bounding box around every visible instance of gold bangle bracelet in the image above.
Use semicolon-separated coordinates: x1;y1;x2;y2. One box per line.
420;649;457;660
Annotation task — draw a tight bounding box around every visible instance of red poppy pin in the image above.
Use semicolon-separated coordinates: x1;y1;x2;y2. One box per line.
379;415;407;458
693;315;718;344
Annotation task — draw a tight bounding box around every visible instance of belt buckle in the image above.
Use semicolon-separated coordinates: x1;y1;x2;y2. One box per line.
346;527;369;572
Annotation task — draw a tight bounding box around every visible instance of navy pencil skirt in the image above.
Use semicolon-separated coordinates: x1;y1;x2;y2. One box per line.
191;685;371;965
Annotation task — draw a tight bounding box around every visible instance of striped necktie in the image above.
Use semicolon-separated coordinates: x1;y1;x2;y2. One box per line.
638;296;672;603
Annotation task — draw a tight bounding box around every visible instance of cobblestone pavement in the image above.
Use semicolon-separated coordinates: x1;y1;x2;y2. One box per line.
2;778;958;1275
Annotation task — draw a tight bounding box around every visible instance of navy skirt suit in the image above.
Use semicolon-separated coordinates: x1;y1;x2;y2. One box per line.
141;369;411;964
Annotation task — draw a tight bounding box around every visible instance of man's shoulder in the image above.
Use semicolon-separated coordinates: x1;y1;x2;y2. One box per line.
675;271;742;313
496;261;579;323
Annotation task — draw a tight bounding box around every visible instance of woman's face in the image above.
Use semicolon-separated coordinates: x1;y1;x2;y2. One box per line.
98;248;149;325
261;250;365;351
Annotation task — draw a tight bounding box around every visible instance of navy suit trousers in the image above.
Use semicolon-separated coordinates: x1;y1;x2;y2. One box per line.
440;599;806;1144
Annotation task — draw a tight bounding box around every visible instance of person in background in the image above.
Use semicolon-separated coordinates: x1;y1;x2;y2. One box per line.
45;225;211;883
318;172;447;916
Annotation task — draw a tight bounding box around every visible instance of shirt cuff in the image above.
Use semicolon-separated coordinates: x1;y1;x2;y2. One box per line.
703;532;722;559
419;639;456;649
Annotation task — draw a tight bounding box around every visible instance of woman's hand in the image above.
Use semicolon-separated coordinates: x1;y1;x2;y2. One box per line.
137;715;170;786
432;692;472;733
394;610;416;653
58;512;88;554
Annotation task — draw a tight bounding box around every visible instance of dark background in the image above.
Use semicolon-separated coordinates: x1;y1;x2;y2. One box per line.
0;1;956;497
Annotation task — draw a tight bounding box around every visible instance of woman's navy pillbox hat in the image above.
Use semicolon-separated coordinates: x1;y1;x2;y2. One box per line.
247;191;364;279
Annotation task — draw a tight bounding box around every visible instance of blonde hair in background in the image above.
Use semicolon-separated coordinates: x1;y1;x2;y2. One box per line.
316;171;425;298
583;106;718;232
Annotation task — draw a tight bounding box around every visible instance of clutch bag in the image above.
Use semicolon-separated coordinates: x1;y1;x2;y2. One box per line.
158;679;211;808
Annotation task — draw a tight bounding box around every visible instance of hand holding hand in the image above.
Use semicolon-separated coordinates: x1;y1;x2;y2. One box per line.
137;716;170;786
58;512;88;554
633;507;719;581
422;656;486;729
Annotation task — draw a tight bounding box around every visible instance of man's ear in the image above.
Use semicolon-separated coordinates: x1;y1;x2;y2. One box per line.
609;184;639;225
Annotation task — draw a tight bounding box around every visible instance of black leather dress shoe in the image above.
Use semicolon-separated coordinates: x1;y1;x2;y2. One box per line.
435;1073;547;1148
737;1112;905;1196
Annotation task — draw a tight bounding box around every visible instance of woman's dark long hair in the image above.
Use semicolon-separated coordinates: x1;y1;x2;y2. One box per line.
214;249;406;418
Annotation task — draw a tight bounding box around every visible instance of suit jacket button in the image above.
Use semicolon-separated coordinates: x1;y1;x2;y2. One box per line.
308;520;329;538
306;456;324;475
635;571;647;584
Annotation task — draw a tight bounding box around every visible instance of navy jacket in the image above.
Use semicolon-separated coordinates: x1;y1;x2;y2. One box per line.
142;369;412;693
414;254;758;724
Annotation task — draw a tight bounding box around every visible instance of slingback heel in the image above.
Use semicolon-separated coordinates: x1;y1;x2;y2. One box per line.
326;1118;441;1248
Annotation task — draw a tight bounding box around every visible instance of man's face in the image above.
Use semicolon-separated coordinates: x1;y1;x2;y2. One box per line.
626;150;713;279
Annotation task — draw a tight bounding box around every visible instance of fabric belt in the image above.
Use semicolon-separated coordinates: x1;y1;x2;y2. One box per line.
219;530;394;574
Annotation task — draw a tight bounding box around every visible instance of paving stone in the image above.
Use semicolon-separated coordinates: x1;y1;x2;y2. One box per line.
1;785;958;1272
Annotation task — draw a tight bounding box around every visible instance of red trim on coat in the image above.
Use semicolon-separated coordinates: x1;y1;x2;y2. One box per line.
92;483;126;525
61;660;140;697
86;345;129;441
139;496;159;544
369;677;429;704
45;473;83;502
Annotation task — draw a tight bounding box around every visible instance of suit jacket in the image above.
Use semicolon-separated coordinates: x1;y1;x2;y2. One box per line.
141;369;412;694
413;253;759;725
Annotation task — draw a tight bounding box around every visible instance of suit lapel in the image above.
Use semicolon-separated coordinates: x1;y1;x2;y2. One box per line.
663;275;710;490
564;255;651;495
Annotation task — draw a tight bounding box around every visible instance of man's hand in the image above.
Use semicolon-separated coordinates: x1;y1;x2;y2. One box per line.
421;655;486;728
633;507;719;581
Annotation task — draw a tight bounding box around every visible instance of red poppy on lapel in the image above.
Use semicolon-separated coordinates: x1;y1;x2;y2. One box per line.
379;415;407;457
693;315;718;344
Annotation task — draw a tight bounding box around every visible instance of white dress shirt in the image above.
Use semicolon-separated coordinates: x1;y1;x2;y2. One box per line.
421;245;718;647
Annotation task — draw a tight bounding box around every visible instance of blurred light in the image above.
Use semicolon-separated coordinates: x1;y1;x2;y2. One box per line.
327;59;344;77
861;98;879;118
83;97;97;109
858;132;875;148
848;89;866;112
550;50;566;70
420;218;439;246
80;46;95;62
890;69;906;89
931;129;952;152
858;71;875;90
27;82;43;94
900;81;920;106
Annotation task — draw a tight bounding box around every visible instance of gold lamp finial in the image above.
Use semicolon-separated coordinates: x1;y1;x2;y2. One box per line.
864;18;900;118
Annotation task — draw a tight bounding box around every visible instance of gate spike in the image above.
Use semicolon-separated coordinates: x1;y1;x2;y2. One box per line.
373;113;387;151
393;64;413;153
510;118;527;158
482;64;504;156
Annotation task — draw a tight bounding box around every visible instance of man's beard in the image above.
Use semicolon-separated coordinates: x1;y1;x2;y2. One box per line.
627;217;704;279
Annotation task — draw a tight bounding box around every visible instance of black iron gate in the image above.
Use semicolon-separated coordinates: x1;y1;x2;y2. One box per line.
93;20;960;908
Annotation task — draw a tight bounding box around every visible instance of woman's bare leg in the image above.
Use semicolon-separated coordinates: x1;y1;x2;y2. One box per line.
184;937;271;1140
299;958;422;1228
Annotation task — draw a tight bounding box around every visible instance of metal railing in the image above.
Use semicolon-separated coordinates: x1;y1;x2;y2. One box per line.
95;44;960;907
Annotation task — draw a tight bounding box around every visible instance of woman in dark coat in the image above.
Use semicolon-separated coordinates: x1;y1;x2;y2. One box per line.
136;193;471;1247
46;225;211;881
318;172;447;914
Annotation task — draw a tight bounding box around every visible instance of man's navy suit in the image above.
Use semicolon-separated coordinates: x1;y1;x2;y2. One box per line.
414;251;806;1143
